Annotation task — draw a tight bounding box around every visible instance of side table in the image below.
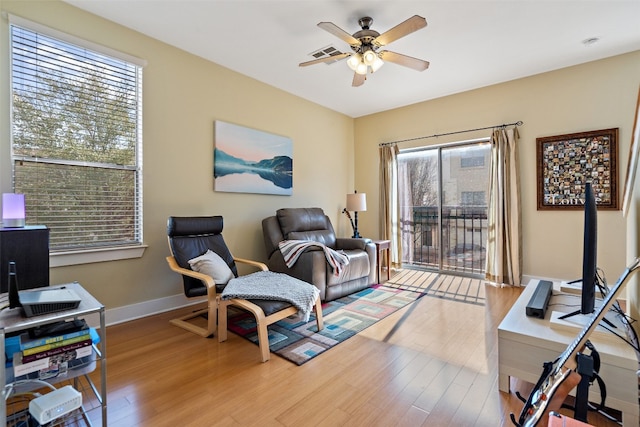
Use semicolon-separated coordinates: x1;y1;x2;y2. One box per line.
371;240;391;283
0;282;107;426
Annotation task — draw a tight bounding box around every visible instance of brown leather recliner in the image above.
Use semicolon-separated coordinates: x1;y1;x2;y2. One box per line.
262;207;376;301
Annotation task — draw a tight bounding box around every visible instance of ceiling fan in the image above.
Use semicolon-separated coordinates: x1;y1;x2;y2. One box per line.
299;15;430;87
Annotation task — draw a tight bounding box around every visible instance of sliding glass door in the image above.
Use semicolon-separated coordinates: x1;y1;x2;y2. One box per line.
398;140;491;276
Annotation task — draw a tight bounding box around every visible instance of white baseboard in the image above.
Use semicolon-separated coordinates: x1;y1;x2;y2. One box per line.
90;275;558;328
83;294;205;329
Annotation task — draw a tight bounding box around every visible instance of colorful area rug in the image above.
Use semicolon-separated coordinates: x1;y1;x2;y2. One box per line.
226;284;425;365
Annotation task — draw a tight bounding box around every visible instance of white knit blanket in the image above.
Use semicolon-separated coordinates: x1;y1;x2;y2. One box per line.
278;240;349;277
221;271;320;322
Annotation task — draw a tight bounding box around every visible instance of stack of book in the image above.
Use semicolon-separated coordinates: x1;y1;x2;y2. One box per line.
12;320;95;380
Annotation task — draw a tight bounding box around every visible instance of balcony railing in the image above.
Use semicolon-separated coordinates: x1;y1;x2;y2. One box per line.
402;205;488;275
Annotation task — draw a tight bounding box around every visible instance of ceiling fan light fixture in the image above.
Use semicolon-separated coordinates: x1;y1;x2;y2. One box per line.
306;15;429;86
370;55;384;72
347;54;361;71
362;49;377;66
355;61;368;75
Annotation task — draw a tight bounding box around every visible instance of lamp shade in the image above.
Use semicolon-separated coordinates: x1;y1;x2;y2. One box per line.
362;49;377;66
354;61;368;75
347;54;361;71
2;193;26;227
346;193;367;212
370;55;384;72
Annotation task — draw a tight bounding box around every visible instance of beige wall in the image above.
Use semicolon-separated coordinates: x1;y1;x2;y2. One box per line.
0;1;355;310
354;51;640;283
2;1;639;317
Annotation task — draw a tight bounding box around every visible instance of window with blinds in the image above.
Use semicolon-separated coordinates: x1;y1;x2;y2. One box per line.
10;22;143;251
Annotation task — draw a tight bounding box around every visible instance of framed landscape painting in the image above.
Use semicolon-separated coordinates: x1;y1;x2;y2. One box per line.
536;128;618;210
213;121;293;195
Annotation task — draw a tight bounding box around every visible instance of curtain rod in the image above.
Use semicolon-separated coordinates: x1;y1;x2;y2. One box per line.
378;120;523;147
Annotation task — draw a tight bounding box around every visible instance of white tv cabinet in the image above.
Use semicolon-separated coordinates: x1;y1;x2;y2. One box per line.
498;278;638;426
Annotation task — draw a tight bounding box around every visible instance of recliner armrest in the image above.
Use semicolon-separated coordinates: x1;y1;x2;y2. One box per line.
336;237;370;251
262;216;285;259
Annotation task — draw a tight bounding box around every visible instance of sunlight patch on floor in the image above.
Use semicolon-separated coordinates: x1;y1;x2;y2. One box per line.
385;268;486;306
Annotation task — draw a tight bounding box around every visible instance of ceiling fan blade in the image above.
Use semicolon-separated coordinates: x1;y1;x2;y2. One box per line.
379;50;430;71
299;52;351;67
318;22;361;46
373;15;427;47
352;72;366;87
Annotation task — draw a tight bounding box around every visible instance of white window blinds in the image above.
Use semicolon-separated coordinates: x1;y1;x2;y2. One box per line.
10;20;144;251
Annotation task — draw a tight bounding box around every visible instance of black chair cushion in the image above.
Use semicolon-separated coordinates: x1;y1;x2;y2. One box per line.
167;216;239;297
168;216;224;237
250;299;293;316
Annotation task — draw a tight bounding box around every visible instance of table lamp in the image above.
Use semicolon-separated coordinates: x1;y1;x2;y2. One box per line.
345;191;367;238
2;193;26;228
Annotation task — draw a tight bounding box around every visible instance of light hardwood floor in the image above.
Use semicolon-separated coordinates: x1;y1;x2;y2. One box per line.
82;271;622;426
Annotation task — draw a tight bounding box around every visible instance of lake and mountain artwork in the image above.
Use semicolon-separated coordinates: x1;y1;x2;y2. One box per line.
214;121;293;195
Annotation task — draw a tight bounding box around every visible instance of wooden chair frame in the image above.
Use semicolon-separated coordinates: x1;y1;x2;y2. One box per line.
218;296;323;362
166;243;324;362
165;254;267;338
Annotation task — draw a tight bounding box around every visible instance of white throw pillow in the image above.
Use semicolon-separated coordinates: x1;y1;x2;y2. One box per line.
188;249;234;285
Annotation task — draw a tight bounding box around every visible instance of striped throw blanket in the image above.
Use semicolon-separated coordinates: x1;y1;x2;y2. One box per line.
278;240;349;277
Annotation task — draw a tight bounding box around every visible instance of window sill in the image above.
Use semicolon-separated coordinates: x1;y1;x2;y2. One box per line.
50;245;148;267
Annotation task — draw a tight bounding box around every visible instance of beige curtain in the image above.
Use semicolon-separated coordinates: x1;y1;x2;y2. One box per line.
485;126;522;286
397;157;414;264
379;144;401;269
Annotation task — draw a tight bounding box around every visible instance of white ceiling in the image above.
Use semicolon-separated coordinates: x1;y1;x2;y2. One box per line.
63;0;640;118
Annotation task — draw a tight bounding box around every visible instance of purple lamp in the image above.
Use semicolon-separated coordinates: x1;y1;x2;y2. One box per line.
2;193;26;228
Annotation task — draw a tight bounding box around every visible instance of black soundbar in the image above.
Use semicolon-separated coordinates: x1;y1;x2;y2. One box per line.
525;280;553;318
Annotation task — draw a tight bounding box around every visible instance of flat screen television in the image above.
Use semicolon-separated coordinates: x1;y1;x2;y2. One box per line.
580;181;598;314
559;182;598;320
